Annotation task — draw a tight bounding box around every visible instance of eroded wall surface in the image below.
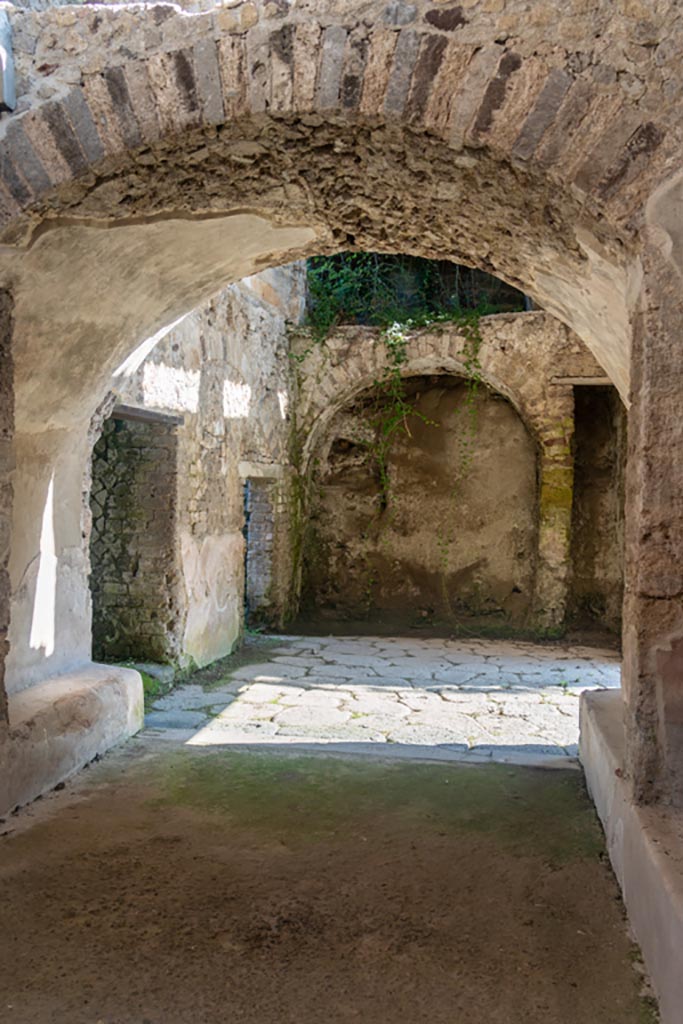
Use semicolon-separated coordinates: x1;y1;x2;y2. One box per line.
104;263;305;668
90;414;180;663
306;377;538;628
294;311;622;633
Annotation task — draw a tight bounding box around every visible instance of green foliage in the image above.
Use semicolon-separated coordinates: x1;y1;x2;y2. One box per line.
358;313;484;523
305;252;524;340
299;252;517;620
361;321;437;515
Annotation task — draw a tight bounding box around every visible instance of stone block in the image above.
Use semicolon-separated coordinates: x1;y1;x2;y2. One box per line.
218;34;248;118
3;120;50;198
192;38;225;125
384;29;420;116
512;67;572;161
405;33;448;120
269;22;294;112
0;149;30;207
122;61;161;143
62;87;105;165
292;22;322;110
246;25;270;113
1;665;143;817
316;25;347;110
360;27;397;115
383;2;417;27
39;100;89;176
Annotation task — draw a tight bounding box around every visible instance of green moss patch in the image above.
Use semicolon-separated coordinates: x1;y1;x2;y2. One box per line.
150;751;604;864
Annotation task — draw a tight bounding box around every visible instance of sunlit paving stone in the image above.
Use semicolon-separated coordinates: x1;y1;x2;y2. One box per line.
236;682;305;702
278;688;353;706
345;692;411;714
143;635;621;764
215;700;280;722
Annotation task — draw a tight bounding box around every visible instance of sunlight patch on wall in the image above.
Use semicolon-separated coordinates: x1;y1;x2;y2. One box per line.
112;316;186;379
223;380;251;419
142;363;200;413
29;474;57;658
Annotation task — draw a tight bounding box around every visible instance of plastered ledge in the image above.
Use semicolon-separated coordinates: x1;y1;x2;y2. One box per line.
0;664;143;816
580;689;683;1024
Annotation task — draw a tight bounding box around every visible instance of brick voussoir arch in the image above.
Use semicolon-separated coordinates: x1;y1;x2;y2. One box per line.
0;1;671;244
2;0;675;403
294;313;582;629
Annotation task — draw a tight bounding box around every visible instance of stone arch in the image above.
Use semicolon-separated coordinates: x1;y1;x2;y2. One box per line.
3;0;677;423
0;0;682;811
296;316;574;459
293;312;586;627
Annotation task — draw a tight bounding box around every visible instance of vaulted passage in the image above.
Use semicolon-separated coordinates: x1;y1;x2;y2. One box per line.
2;0;683;1019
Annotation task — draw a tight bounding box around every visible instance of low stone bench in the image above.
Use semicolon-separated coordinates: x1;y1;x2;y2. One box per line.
0;665;143;817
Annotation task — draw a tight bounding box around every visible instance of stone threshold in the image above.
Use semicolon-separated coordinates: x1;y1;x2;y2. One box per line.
1;664;143;817
580;690;683;1024
144;728;580;770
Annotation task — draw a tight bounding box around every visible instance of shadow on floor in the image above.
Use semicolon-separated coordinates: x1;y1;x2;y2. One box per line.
0;743;656;1024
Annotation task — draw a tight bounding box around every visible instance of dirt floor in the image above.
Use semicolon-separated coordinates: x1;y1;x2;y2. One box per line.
0;741;657;1024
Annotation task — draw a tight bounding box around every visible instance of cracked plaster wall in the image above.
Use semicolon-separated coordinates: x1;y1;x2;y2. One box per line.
100;262;306;670
293;311;618;633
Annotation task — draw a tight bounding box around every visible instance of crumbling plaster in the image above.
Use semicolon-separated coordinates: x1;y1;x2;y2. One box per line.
103;263;305;668
293;311;610;630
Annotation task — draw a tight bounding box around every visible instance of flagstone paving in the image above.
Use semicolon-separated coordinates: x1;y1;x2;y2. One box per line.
144;635;621;765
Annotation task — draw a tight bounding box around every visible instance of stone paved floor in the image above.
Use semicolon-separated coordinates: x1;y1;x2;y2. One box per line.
144;635;621;765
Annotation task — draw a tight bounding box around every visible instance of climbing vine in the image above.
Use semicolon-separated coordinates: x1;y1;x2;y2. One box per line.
294;253;520;617
365;321;426;514
356;312;485;519
305;253;523;339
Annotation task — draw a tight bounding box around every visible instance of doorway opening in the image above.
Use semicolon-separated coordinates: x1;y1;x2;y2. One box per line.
89;406;181;664
242;472;282;629
568;385;626;635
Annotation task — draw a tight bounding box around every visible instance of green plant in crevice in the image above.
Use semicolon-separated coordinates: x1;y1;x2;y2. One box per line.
361;559;378;616
361;321;436;516
436;525;455;616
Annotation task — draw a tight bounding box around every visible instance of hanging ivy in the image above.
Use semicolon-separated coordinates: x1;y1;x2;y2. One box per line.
305;252;524;341
298;253;522;614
